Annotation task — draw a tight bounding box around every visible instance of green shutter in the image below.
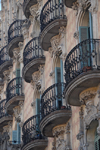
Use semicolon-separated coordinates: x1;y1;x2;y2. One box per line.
16;69;20;77
17;123;21;144
55;67;61;83
79;26;89;42
95;131;100;150
36;99;40;132
12;130;18;144
16;69;20;95
55;67;62;109
89;12;93;39
36;99;40;115
79;26;91;68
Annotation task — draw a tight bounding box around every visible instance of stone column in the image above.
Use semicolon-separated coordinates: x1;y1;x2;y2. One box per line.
77;107;84;150
65;123;72;150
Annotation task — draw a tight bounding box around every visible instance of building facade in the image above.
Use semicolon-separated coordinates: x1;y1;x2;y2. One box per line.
0;0;99;150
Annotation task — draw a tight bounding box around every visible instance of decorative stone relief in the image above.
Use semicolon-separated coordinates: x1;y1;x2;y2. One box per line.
3;70;11;83
21;20;30;40
13;48;20;63
31;65;44;91
49;26;66;58
13;101;24;123
29;4;39;20
79;87;97;104
18;42;24;63
73;31;79;39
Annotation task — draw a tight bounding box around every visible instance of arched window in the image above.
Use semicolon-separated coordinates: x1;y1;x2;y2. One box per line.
95;131;100;150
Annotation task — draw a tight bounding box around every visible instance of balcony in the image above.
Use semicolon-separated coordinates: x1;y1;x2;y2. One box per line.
8;20;25;58
0;99;12;132
23;0;37;18
40;82;72;137
6;77;24;114
22;115;48;150
40;0;67;51
63;0;77;8
64;39;100;106
22;37;45;83
0;45;12;78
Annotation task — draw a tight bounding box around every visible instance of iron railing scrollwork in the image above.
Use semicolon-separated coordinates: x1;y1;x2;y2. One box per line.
40;0;66;31
41;82;71;119
6;77;24;103
23;37;45;66
0;45;11;65
8;20;26;43
0;99;8;118
22;115;44;146
64;39;100;85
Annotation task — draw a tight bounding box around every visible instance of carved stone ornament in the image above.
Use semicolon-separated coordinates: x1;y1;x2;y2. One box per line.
49;26;66;58
73;31;79;39
72;0;91;15
79;87;97;104
31;66;44;90
53;125;65;137
3;70;10;82
29;4;39;19
52;125;67;150
21;20;30;40
89;5;98;14
13;48;21;63
13;102;24;123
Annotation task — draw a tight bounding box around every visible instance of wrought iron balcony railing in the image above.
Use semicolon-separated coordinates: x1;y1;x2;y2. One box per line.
64;39;100;85
22;115;44;146
0;45;10;65
8;20;25;43
0;99;7;118
40;0;65;32
23;37;45;66
41;82;71;119
6;77;24;103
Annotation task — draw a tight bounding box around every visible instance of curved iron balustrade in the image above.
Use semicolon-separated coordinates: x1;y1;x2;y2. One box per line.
23;37;45;66
0;99;7;118
0;45;10;65
64;39;100;85
41;82;70;119
6;77;24;103
40;0;65;32
22;115;44;146
8;20;25;43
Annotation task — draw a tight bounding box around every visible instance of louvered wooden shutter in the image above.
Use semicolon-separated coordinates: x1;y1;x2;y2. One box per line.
12;130;18;144
79;26;89;42
55;67;62;109
79;26;91;67
17;123;21;144
16;68;20;95
36;99;40;131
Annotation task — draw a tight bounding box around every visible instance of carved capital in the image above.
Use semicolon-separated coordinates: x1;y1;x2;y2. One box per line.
89;5;98;14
